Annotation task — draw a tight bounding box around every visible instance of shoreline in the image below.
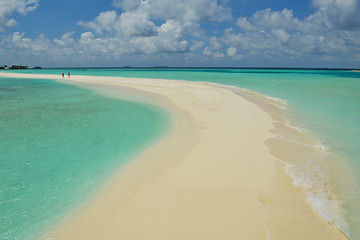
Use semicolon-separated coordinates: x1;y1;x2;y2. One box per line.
0;72;348;239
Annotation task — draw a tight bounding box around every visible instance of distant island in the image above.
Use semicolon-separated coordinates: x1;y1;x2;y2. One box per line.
353;69;360;72
0;65;42;70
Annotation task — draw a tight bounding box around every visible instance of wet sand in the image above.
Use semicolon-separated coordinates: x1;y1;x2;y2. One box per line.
0;72;347;239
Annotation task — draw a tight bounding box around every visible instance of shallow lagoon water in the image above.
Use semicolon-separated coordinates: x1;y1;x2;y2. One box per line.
14;68;358;171
0;76;168;239
3;68;360;239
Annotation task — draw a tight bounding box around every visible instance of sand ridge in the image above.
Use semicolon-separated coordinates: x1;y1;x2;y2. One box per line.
0;72;347;239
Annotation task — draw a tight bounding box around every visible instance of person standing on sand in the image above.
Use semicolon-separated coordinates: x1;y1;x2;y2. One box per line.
68;72;70;78
62;73;64;78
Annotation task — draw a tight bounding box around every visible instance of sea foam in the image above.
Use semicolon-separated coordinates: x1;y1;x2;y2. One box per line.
222;83;351;237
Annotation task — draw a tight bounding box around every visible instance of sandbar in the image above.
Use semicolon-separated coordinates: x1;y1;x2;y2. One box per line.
0;72;347;239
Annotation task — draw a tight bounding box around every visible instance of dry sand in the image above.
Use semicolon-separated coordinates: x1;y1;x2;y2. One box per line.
0;72;347;239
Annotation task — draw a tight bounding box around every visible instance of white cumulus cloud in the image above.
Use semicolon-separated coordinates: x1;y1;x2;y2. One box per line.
313;0;360;29
224;0;360;65
112;0;232;22
0;0;39;31
1;0;360;67
226;46;236;56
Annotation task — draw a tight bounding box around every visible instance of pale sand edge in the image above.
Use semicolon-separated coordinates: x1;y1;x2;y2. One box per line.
0;72;348;240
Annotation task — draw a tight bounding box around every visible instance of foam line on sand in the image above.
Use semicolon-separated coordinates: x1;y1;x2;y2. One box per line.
0;72;348;240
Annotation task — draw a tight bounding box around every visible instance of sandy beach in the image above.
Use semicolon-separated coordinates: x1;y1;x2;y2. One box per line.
0;72;347;239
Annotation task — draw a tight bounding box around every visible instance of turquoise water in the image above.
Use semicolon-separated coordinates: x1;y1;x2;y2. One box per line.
3;68;360;238
0;76;169;239
12;68;359;169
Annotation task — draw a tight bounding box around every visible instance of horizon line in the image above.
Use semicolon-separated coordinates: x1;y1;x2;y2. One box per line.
4;66;357;70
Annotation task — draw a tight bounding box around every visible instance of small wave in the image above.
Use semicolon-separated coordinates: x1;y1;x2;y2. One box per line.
315;143;327;151
276;135;328;151
283;120;307;133
265;132;350;237
265;143;350;236
203;81;351;236
265;96;288;109
284;162;350;235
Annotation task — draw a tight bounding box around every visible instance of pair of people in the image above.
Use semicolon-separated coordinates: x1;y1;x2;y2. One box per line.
62;72;70;78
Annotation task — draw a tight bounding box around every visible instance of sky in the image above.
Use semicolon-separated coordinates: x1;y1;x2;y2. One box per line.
0;0;360;68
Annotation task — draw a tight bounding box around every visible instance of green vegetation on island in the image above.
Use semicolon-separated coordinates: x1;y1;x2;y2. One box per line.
0;65;42;70
9;65;29;69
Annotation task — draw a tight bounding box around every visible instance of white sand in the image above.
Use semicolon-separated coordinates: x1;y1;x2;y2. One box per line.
0;72;347;239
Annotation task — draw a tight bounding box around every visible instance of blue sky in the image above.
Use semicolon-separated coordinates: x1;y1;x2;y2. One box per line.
0;0;359;68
